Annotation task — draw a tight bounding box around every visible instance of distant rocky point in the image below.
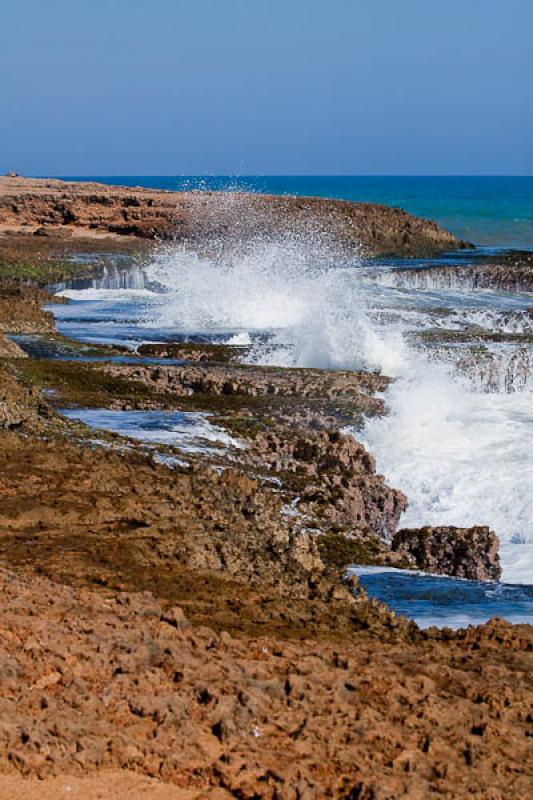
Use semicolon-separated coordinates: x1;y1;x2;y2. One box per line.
0;175;470;257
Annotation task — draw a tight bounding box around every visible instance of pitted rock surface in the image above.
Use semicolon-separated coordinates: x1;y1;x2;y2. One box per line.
0;569;531;798
392;525;502;581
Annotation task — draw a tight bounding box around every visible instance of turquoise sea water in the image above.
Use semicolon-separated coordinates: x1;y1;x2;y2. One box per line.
64;176;533;249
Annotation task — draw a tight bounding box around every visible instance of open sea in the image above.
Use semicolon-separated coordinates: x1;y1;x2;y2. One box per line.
47;175;533;628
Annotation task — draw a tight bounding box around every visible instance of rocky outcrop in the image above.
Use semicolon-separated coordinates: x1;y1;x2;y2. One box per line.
0;366;49;430
101;361;405;539
137;341;250;363
250;428;407;539
0;176;469;257
0;422;411;641
0;568;531;798
103;361;389;406
392;525;502;581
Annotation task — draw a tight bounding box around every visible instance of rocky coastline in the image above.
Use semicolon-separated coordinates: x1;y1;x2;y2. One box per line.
0;175;468;257
0;181;531;798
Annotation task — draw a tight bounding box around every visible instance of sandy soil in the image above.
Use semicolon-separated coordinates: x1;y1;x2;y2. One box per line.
0;772;203;800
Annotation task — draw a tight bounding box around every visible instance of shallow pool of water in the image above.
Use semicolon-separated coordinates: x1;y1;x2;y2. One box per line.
61;408;243;455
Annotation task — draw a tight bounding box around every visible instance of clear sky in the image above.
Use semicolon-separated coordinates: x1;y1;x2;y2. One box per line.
1;0;531;176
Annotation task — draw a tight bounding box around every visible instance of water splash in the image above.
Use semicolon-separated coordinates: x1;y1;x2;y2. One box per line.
55;236;533;582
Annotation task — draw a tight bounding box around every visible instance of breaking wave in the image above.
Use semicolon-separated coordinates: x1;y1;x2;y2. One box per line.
59;236;533;583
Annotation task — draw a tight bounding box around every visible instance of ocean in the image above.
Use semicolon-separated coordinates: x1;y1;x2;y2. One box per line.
65;175;533;250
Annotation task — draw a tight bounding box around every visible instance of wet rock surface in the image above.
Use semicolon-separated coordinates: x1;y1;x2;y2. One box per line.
137;341;249;363
392;526;502;581
381;251;533;292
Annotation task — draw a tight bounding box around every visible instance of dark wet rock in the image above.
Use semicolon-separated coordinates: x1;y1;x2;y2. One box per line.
137;341;250;363
382;252;533;292
392;525;502;581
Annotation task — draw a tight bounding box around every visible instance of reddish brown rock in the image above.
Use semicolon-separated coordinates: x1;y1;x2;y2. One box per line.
0;176;468;257
0;569;530;798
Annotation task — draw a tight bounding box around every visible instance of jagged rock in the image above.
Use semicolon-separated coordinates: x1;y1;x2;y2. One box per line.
103;361;389;406
391;525;502;581
0;280;57;334
0;567;530;798
251;427;407;538
100;362;405;540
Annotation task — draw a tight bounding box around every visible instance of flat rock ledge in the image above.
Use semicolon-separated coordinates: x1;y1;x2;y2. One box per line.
392;525;502;582
0;176;468;257
380;252;533;292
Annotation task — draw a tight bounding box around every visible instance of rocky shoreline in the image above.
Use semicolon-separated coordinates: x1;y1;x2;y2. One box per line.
0;184;531;798
0;175;468;257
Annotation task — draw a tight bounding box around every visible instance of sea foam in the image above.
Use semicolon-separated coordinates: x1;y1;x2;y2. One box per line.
58;236;533;584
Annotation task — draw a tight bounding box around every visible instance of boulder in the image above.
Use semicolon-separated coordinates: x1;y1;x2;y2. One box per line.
391;525;501;581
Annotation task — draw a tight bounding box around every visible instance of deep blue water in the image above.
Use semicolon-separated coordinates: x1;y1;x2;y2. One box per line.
351;568;533;629
62;175;533;249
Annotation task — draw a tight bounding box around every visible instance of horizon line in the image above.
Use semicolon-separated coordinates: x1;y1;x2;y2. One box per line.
32;173;533;180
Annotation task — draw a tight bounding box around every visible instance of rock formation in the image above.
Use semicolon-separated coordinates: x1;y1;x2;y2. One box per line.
392;525;502;581
0;176;469;256
0;333;26;358
0;567;530;798
379;251;533;292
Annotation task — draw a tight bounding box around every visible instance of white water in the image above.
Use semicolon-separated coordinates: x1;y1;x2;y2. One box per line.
61;408;243;455
55;239;533;584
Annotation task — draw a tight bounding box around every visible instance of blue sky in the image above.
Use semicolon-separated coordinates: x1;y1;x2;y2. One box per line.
1;0;531;175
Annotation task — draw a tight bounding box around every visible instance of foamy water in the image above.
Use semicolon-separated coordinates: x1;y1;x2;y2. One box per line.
52;240;533;586
61;408;243;455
